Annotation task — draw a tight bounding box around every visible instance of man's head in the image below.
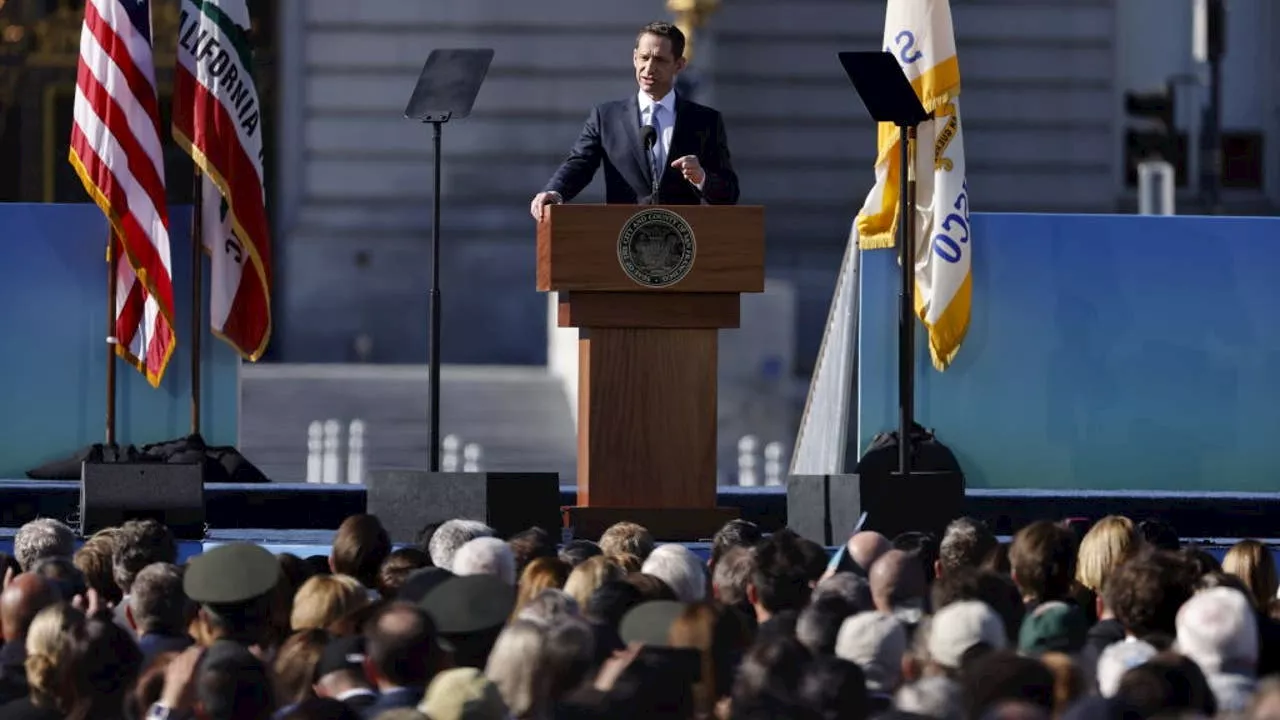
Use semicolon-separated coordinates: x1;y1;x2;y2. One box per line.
362;602;444;689
330;514;391;589
938;517;998;578
847;531;892;575
14;518;75;572
634;21;687;100
0;572;60;643
1008;521;1078;604
112;518;178;595
130;562;190;636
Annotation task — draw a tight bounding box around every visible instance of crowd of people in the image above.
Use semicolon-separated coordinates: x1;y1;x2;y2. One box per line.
0;511;1276;719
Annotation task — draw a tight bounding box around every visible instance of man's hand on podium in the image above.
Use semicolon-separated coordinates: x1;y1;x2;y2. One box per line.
530;191;563;221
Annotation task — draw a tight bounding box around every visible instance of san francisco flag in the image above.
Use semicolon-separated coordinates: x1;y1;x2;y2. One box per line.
173;0;272;359
69;0;177;387
855;0;971;370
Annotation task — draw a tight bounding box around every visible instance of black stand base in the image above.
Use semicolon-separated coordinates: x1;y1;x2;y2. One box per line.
787;471;964;543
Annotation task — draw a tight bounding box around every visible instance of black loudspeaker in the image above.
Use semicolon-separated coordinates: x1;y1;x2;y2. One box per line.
366;471;562;544
787;474;864;546
80;461;206;539
786;471;965;544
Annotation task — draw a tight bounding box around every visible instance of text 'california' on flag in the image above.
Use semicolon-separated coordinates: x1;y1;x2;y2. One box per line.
173;0;272;360
69;0;177;388
855;0;971;371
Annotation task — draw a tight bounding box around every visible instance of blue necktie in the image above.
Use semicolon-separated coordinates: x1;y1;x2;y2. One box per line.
648;106;664;181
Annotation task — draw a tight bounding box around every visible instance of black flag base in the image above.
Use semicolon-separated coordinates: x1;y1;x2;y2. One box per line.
25;433;270;484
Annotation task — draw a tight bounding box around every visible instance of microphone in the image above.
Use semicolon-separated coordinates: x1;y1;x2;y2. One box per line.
640;125;661;205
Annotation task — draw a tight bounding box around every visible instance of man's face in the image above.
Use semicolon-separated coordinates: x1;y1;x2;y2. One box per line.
634;33;685;99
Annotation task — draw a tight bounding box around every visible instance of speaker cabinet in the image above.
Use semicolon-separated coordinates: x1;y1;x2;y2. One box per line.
787;471;965;544
787;474;863;546
80;461;206;539
366;471;562;544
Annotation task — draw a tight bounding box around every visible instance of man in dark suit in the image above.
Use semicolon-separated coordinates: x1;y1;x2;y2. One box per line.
530;21;739;220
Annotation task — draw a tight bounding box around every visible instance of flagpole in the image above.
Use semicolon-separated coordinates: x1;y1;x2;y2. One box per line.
105;232;118;446
190;168;203;436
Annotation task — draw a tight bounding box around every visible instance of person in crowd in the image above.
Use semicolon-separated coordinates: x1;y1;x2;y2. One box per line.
291;575;368;632
12;520;75;574
0;573;60;704
129;562;194;662
1008;521;1079;612
599;523;655;564
452;538;517;586
112;519;178;635
183;542;282;651
329;515;391;595
936;517;999;579
312;634;377;712
376;548;432;600
429;521;496;572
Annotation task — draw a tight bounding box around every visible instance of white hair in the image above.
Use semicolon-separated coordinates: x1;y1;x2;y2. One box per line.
14;518;75;572
485;619;547;718
517;589;580;625
452;536;517;585
428;519;494;571
640;544;706;603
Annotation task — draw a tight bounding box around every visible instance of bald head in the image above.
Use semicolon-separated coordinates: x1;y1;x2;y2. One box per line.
848;532;891;573
869;549;926;613
0;573;60;643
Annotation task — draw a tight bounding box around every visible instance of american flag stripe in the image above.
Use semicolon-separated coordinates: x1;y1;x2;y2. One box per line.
70;0;175;387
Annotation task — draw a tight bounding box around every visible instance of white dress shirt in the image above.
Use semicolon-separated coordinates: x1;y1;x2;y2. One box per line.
638;90;676;174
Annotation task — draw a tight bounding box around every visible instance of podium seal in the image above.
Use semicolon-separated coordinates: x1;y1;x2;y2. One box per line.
617;208;696;288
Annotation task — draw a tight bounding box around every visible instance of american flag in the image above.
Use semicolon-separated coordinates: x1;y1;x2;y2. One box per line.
68;0;176;388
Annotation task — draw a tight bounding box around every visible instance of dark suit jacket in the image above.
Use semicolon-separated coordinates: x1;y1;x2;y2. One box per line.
543;94;739;206
360;687;424;719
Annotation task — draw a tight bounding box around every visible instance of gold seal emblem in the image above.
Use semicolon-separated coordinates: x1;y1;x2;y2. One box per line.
617;208;696;288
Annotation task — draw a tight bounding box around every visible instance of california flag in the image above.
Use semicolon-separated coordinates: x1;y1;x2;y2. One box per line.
855;0;971;370
173;0;272;359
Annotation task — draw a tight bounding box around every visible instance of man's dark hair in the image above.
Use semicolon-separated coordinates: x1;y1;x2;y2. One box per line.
1114;652;1217;718
112;519;177;593
637;21;686;59
194;641;274;720
711;520;762;570
362;602;441;687
893;531;941;585
749;530;812;614
1136;519;1180;552
1103;550;1198;640
31;557;87;601
931;567;1024;645
508;527;556;576
559;539;603;567
797;657;868;720
795;595;858;657
961;650;1054;719
938;517;998;576
1007;520;1078;603
331;514;391;588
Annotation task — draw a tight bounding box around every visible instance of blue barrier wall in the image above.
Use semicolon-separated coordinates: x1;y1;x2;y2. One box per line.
0;204;239;478
858;213;1280;491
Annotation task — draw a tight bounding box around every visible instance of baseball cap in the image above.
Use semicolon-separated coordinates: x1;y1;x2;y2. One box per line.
1018;601;1089;656
1176;586;1259;674
835;611;907;692
313;634;366;682
928;600;1006;668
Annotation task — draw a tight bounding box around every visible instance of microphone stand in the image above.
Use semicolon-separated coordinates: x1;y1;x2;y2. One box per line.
642;126;660;204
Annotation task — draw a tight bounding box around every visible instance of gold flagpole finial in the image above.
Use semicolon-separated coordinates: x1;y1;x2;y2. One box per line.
666;0;720;65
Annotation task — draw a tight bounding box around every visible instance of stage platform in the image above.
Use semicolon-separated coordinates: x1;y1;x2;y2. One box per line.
3;480;1280;547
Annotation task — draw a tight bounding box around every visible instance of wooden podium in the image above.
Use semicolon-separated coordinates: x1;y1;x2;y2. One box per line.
537;204;765;540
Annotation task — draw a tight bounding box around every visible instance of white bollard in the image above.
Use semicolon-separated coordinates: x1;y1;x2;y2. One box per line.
738;435;759;487
305;420;323;483
322;419;342;484
442;434;461;472
764;442;784;486
463;443;482;473
346;419;366;485
1137;159;1176;215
